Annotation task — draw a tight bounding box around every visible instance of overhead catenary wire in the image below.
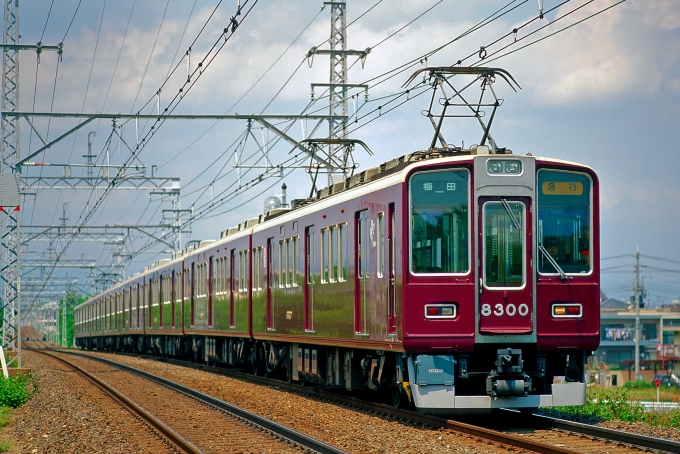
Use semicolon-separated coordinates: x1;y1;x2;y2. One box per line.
23;1;260;312
24;0;635;310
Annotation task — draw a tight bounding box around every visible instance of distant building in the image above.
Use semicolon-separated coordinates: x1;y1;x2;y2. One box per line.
594;291;680;382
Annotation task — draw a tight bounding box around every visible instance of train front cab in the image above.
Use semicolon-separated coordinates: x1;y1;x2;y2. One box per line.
402;153;599;413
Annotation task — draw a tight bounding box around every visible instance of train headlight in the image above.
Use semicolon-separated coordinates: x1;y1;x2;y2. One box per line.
504;161;521;174
486;159;522;175
487;161;504;173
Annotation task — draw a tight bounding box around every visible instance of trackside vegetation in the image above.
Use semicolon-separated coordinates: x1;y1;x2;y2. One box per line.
0;374;38;452
0;374;38;408
540;382;680;428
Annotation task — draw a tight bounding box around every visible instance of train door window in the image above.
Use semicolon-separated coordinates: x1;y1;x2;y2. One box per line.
135;285;140;328
356;209;370;334
388;203;396;334
409;169;470;274
287;238;293;286
230;249;236;327
148;282;153;328
339;223;347;281
307;228;315;285
357;211;370;278
377;212;385;278
171;271;176;328
191;263;196;326
293;236;299;286
537;169;593;275
330;225;338;282
482;201;526;288
267;238;275;330
304;225;315;331
208;257;214;327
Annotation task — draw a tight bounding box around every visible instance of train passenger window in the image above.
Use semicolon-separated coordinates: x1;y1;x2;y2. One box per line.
483;201;525;288
292;236;299;286
409;170;470;274
279;240;286;287
537;170;592;275
321;228;329;283
252;247;264;291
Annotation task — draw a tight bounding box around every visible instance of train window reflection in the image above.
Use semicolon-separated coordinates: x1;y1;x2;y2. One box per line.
410;170;469;274
537;170;592;275
483;201;525;288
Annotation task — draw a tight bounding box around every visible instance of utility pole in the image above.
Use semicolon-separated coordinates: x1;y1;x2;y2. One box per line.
2;0;61;368
308;0;369;184
634;245;641;381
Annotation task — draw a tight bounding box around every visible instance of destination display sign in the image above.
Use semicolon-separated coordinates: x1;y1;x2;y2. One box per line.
541;181;583;195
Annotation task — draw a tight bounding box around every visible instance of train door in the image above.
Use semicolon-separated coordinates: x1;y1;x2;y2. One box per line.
229;249;236;327
304;226;315;331
478;197;534;334
208;256;214;327
355;209;370;334
387;203;396;335
266;238;275;330
135;284;140;328
190;262;195;327
171;270;176;328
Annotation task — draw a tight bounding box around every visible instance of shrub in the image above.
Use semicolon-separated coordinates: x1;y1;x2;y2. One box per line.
0;374;38;408
541;386;680;428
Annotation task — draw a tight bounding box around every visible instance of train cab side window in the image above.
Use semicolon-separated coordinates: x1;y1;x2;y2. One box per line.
409;170;470;274
537;170;592;275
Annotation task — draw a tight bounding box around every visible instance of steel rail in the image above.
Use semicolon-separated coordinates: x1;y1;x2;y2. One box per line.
33;350;202;454
525;412;680;453
63;350;576;454
54;350;348;454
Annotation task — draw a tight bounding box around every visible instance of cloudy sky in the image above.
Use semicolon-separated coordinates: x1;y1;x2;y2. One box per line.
13;0;680;308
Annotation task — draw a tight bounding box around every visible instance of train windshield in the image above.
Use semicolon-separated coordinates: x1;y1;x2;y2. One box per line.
409;169;469;274
483;200;526;288
537;170;592;275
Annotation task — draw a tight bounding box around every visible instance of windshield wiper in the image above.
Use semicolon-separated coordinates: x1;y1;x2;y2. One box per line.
538;245;567;281
501;199;521;230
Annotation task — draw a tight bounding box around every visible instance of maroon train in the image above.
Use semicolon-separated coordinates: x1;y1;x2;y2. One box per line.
75;146;600;413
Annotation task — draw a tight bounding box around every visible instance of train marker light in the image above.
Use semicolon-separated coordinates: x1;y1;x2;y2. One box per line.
425;304;457;319
552;303;582;318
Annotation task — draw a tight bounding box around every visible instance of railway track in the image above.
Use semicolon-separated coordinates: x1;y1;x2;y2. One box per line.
85;348;680;453
28;347;347;454
27;339;680;453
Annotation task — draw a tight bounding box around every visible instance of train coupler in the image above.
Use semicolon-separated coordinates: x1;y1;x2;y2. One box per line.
486;348;531;398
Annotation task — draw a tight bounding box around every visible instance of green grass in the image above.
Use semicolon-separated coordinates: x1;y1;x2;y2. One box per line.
0;408;11;428
0;374;38;408
539;385;680;428
0;407;14;452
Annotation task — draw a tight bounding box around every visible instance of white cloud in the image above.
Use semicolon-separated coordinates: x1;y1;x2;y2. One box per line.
500;0;679;107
